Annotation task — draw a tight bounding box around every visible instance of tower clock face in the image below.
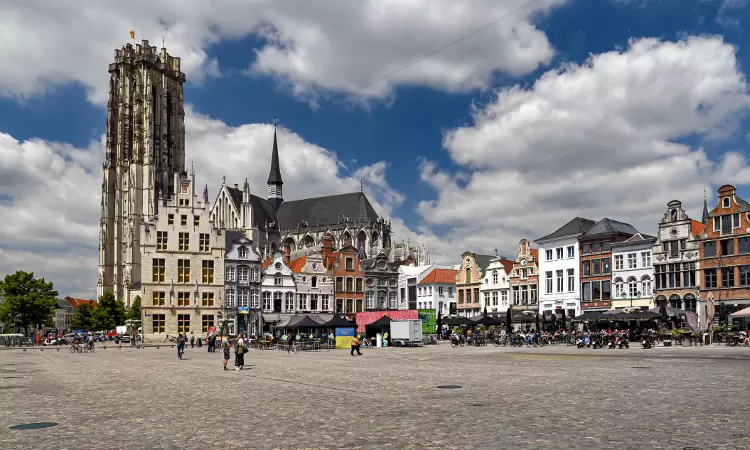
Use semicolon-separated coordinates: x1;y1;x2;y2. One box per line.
520;259;527;267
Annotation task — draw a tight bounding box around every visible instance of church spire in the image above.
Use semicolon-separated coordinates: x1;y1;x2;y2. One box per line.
702;185;709;225
267;118;284;210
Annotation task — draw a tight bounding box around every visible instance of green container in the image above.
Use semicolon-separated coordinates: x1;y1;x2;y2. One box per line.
418;310;437;335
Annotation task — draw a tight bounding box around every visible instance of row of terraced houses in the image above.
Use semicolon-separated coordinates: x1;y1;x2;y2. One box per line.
442;185;750;332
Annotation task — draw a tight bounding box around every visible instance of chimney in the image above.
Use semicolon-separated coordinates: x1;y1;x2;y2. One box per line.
283;246;290;265
321;235;333;268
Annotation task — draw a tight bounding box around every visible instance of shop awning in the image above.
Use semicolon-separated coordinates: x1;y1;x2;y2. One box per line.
730;306;750;318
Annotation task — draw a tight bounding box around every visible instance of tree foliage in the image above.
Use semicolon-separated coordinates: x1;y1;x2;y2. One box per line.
70;302;94;331
0;270;58;332
90;291;126;330
128;296;142;322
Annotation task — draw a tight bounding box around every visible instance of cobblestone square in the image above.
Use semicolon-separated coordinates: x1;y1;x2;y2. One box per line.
1;344;749;449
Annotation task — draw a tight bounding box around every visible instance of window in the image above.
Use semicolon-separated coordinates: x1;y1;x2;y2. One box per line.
201;315;215;332
465;268;471;283
310;294;319;310
582;244;590;254
284;292;293;311
263;292;271;310
502;291;508;304
181;215;187;226
641;252;651;268
438;286;444;296
723;197;730;208
641;277;652;296
226;289;236;308
377;291;386;309
335;277;343;291
592;243;601;253
311;276;317;288
388;292;397;309
321;295;330;311
592;282;601;300
733;213;740;228
614;277;623;297
336;298;344;313
614;255;623;270
722;267;735;288
567;246;574;258
157;231;168;250
704;241;716;257
238;266;248;283
177;291;190;306
178;232;189;251
545;271;553;294
274;273;283;286
602;281;611;300
152;258;165;282
237;290;248;308
627;253;637;269
202;260;214;284
153;291;166;306
298;294;307;310
152;314;165;333
739;238;750;255
250;289;259;309
602;258;610;275
345;277;354;292
592;259;601;276
668;241;678;258
466;289;472;304
492;270;498;284
545;249;553;261
492;291;499;306
356;278;363;292
556;248;563;260
721;214;732;235
556;270;563;293
702;267;716;288
739;266;750;287
177;314;190;333
720;239;734;256
567;269;574;292
448;287;453;296
581;282;592;301
226;266;235;282
199;233;209;252
238;247;247;258
345;257;354;271
512;286;519;305
178;259;190;283
582;260;590;276
201;292;214;307
530;285;537;304
168;214;174;225
521;268;527;279
627;277;638;297
194;215;200;226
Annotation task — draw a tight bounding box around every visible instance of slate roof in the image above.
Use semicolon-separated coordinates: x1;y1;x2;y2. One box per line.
56;298;73;309
276;192;380;231
611;232;657;247
226;187;278;231
474;254;495;272
419;268;457;285
267;128;283;184
535;217;597;243
581;218;639;237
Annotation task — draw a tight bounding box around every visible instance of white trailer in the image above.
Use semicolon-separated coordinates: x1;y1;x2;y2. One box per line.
390;320;423;347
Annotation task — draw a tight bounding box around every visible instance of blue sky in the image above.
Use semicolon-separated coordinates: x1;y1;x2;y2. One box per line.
1;0;749;297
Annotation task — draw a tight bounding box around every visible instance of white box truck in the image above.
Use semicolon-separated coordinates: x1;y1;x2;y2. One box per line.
390;319;423;347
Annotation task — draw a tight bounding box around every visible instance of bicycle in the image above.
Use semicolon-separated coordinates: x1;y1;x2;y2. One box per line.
70;343;82;353
164;335;178;343
84;343;95;353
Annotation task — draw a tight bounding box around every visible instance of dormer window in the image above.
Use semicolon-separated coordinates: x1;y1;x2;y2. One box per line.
311;276;318;288
274;273;282;285
723;197;730;208
238;247;247;259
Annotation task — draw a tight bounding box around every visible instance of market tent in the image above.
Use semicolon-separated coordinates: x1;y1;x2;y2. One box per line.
572;311;605;322
648;306;687;317
730;306;750;318
323;315;355;328
365;315;392;329
610;310;660;321
444;316;474;326
472;315;504;326
289;315;326;328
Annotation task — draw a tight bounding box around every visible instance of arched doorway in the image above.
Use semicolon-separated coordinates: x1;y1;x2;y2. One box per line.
668;294;681;309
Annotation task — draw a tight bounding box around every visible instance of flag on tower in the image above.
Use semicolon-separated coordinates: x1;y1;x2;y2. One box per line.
130;30;135;40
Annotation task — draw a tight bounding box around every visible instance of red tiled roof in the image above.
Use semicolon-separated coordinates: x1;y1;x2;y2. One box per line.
66;297;96;309
691;220;706;237
288;256;307;274
419;268;457;285
500;259;514;275
261;258;272;270
530;249;539;261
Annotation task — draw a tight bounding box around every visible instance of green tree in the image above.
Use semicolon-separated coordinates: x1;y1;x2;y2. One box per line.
0;271;58;333
70;302;94;331
90;292;126;330
128;296;142;322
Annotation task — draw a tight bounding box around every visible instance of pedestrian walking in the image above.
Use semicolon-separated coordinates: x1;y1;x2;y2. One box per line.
190;333;195;348
287;333;295;353
350;335;362;356
223;341;231;371
177;333;186;359
235;333;247;370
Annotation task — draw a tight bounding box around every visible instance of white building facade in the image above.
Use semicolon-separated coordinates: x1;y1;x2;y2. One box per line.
479;257;513;314
398;264;435;310
417;268;458;316
261;252;297;326
611;234;657;310
224;232;263;336
535;217;597;320
289;251;334;314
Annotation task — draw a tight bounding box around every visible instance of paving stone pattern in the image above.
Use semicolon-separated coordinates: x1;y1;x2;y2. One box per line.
1;344;749;449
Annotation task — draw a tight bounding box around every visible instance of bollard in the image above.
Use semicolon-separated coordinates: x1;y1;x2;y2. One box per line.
40;347;43;351
156;345;160;349
118;345;122;350
56;347;60;352
103;345;106;350
171;344;175;348
23;348;26;352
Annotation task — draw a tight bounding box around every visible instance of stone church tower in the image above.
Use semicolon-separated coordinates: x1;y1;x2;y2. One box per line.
97;40;186;306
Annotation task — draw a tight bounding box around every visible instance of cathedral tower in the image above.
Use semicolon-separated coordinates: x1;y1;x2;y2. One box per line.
98;40;186;305
267;124;284;211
